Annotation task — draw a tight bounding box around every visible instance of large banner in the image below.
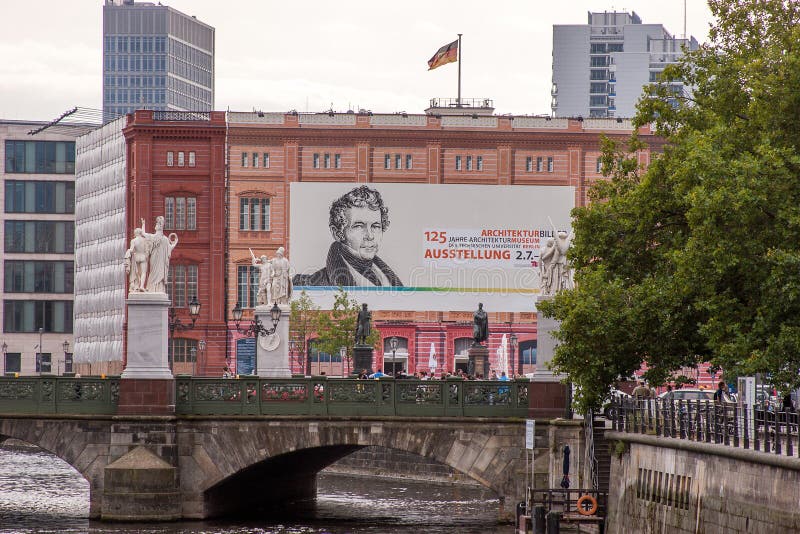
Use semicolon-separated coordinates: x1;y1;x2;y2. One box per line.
289;183;574;312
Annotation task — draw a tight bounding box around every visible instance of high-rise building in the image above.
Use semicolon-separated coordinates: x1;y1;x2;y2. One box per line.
102;0;215;121
1;121;79;376
551;11;698;118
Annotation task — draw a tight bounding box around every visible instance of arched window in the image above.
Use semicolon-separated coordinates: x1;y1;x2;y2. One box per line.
383;336;409;374
453;337;472;372
519;340;537;375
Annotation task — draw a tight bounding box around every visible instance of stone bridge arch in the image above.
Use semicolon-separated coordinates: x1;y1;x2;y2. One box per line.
0;417;114;517
179;418;525;519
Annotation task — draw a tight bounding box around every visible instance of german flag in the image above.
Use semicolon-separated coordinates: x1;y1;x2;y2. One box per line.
427;39;458;70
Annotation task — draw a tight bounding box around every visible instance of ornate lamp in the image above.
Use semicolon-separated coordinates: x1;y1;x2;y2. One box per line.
233;302;281;337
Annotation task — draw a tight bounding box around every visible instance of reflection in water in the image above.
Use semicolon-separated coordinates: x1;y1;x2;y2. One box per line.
0;445;508;534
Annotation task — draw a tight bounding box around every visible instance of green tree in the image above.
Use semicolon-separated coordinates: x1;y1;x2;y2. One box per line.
289;290;319;375
313;288;380;374
541;0;800;413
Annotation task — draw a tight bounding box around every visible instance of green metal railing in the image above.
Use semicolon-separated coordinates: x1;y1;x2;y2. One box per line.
0;376;120;415
175;377;531;417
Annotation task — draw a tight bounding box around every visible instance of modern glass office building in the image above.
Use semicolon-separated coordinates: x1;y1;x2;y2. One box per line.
551;11;698;118
102;0;214;120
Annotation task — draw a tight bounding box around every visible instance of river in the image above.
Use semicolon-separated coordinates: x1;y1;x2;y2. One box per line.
0;444;509;534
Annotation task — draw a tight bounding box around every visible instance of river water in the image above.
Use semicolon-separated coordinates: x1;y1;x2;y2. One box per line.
0;445;509;534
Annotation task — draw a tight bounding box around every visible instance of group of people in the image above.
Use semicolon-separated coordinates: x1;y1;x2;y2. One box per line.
355;368;515;381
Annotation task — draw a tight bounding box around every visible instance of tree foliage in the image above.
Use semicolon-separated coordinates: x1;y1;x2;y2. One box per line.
313;288;380;373
540;0;800;412
289;290;319;372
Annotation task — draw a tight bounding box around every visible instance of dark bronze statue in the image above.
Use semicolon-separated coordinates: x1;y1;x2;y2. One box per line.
355;303;371;345
472;303;489;346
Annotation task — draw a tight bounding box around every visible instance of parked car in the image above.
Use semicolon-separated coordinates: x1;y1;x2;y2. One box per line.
658;388;734;404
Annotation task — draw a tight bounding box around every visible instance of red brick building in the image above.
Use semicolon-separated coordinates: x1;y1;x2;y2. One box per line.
123;110;228;375
226;111;656;376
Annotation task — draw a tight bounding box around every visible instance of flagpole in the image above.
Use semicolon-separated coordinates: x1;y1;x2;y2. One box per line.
457;34;462;107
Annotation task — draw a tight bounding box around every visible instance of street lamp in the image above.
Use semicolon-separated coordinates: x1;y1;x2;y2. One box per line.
510;333;519;375
1;341;6;376
168;296;201;370
340;346;347;376
62;340;70;376
389;336;398;376
232;302;281;337
197;339;206;377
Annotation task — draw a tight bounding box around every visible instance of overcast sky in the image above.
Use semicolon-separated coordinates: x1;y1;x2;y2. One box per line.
0;0;714;121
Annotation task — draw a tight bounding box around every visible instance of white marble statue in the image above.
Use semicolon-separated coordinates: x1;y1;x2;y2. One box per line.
270;246;292;305
136;216;178;294
539;228;574;296
250;249;272;305
124;227;150;292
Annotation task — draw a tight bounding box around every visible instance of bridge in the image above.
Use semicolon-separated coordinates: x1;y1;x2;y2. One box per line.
0;375;553;521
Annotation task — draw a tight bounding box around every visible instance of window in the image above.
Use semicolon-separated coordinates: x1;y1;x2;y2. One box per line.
590;43;606;54
590;82;608;94
590;95;607;106
536;157;543;172
3;300;73;333
520;340;537;365
313;153;320;169
4;140;75;174
335;153;341;169
177;152;185;167
242;152;249;167
384;154;391;169
590;56;609;67
188;151;195;167
64;352;73;374
395;154;402;169
167;151;174;167
4;221;74;253
169;338;198;363
263;153;270;168
309;339;342;362
237;265;259;308
4;181;75;214
477;156;483;171
455;155;462;171
547;157;554;172
166;264;198;308
526;157;533;172
608;43;624;53
164;196;196;230
252;153;259;168
590;69;608;80
4;353;21;373
406;155;413;169
36;353;52;374
324;153;331;169
4;261;74;293
239;197;270;231
466;156;473;171
596;157;603;173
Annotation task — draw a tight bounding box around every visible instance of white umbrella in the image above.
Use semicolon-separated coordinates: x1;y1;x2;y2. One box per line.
499;334;509;378
428;342;437;372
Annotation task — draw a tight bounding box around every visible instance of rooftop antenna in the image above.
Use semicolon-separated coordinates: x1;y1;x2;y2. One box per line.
683;0;687;39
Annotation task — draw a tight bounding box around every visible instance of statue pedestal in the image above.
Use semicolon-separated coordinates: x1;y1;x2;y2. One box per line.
122;293;172;379
352;345;374;375
468;345;489;378
531;295;565;382
119;292;174;415
255;304;291;377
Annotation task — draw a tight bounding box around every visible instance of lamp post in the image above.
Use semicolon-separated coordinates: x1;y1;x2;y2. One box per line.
389;336;398;376
510;332;519;376
340;346;347;376
232;302;281;374
198;339;206;376
62;340;70;376
168;295;201;371
1;342;6;376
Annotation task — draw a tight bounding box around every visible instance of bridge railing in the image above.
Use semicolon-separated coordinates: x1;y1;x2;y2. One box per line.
175;376;530;417
610;397;799;458
0;376;120;415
